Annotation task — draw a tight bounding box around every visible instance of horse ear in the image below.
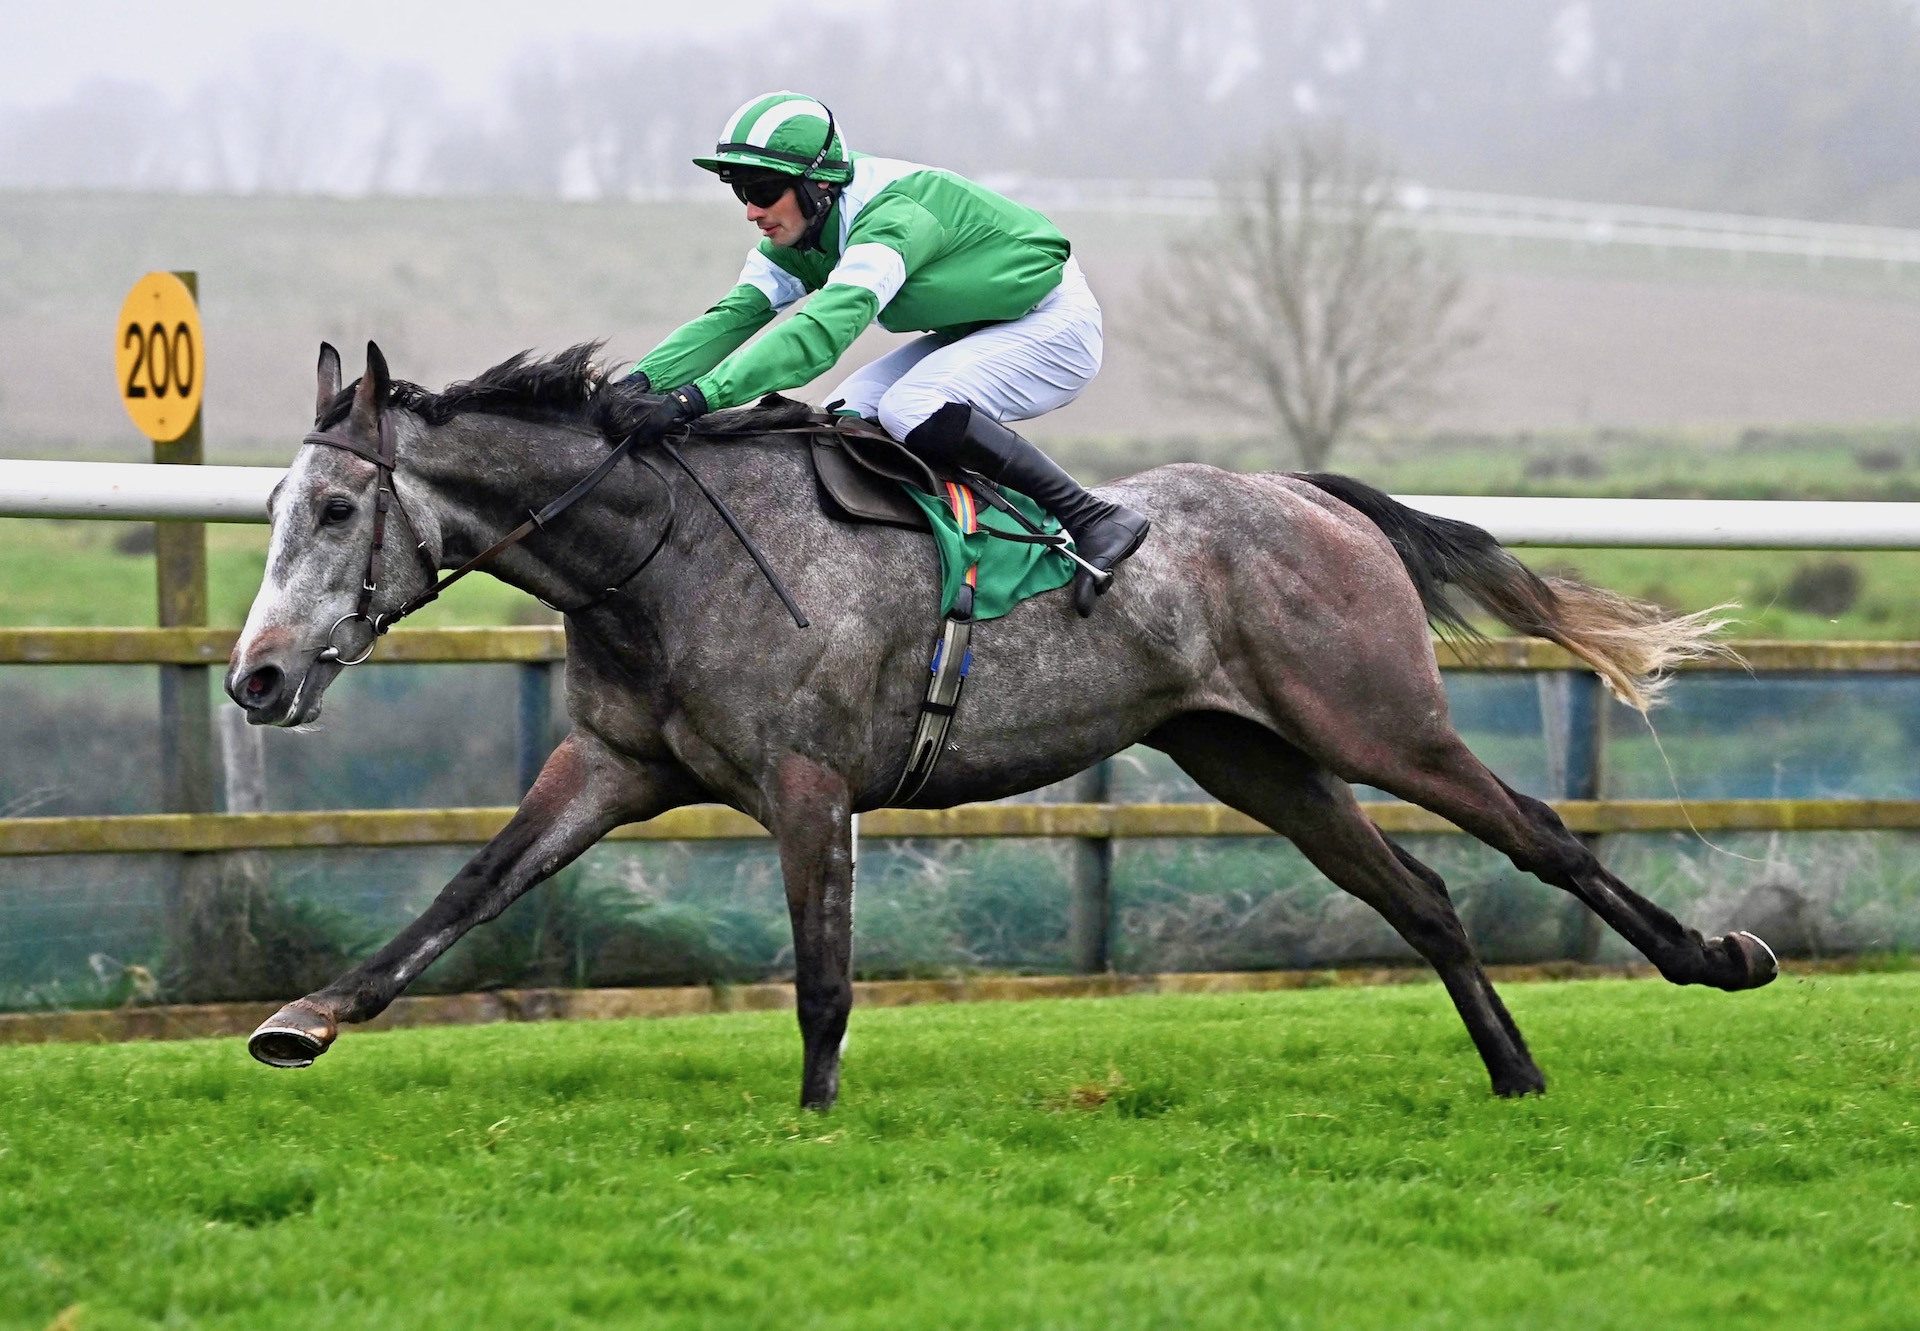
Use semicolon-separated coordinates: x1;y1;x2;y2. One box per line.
350;340;390;434
315;342;342;422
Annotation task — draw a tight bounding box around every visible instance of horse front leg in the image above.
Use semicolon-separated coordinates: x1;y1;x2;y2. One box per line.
767;754;856;1111
248;733;692;1067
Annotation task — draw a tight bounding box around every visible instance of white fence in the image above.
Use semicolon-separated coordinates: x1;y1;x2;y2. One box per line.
5;458;1920;549
1006;179;1920;269
0;460;282;522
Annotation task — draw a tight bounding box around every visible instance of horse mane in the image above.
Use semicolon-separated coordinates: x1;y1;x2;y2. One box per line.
317;341;816;441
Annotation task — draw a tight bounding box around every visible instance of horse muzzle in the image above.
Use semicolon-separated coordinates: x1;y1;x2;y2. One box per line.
225;636;336;727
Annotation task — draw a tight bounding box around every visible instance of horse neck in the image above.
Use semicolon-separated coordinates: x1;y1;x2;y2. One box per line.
401;415;810;616
404;412;660;608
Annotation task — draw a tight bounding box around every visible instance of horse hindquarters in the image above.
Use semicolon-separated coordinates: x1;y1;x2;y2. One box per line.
1239;478;1775;994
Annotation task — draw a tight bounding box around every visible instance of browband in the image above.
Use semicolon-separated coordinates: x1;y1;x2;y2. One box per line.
301;430;388;468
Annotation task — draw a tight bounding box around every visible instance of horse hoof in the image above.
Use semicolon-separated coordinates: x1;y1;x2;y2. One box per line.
1493;1066;1548;1098
1720;931;1780;990
248;1001;337;1068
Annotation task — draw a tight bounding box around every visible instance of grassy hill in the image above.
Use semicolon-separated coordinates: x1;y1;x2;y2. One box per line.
5;190;1920;467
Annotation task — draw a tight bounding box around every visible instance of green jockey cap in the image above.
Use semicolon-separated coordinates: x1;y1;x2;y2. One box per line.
693;91;854;184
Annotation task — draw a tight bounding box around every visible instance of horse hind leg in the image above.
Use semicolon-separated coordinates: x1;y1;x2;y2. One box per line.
1150;712;1547;1098
1360;729;1777;992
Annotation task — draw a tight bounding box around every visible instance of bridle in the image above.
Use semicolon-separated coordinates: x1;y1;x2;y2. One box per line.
298;411;674;666
298;404;815;669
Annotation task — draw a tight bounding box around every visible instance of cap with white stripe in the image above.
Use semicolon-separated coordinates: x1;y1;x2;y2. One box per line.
693;91;853;183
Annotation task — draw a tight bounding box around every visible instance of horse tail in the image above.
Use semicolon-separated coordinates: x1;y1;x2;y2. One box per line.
1295;472;1734;711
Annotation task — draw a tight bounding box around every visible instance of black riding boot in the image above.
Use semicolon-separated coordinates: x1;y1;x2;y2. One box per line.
907;403;1151;616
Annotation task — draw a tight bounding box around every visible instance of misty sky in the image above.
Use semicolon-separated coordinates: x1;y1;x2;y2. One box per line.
2;0;888;108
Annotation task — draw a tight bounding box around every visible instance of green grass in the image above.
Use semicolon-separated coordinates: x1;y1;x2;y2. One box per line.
2;974;1916;1329
1515;546;1920;640
0;519;549;629
1;526;1910;638
1332;423;1920;502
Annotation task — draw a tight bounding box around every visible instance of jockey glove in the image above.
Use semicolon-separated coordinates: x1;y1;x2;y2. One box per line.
646;383;708;436
625;369;652;393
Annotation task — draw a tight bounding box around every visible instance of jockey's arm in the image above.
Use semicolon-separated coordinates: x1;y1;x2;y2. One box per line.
691;281;882;411
689;194;942;412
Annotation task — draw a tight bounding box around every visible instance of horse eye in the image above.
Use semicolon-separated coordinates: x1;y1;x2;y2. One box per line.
322;497;355;524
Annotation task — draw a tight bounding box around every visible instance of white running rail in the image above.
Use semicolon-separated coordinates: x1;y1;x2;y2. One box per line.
5;459;1920;549
0;460;281;522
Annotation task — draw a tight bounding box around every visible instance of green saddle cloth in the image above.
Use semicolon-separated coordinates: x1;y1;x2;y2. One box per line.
904;485;1075;621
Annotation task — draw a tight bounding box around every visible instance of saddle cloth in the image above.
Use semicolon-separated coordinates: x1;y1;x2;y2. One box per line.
809;417;1074;621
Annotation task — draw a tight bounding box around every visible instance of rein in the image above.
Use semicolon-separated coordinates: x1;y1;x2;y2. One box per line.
660;434;810;630
299;411;810;666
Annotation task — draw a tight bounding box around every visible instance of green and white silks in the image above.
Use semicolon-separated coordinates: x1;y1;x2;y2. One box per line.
633;153;1092;426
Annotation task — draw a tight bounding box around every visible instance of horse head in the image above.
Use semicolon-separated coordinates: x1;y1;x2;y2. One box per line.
225;341;441;727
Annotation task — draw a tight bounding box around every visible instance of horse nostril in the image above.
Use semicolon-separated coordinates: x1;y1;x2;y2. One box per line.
240;665;283;707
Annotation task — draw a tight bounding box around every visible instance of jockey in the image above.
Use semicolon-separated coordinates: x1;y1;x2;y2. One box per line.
627;91;1150;615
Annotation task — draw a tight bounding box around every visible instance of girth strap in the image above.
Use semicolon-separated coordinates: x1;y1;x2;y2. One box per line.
885;479;983;806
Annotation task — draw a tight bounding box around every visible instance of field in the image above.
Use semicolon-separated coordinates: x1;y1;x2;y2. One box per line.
6;190;1920;463
2;974;1916;1330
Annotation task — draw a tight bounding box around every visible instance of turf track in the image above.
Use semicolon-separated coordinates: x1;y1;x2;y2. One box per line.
2;973;1916;1329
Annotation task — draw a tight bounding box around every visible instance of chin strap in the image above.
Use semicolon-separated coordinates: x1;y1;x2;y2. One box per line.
794;105;841;251
795;186;840;251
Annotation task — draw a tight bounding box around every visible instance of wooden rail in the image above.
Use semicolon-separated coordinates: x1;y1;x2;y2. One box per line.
4;958;1902;1050
6;798;1920;858
7;628;1917;863
8;628;1918;974
14;454;1914;991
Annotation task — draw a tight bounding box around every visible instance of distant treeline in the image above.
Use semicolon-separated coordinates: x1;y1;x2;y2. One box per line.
7;0;1920;223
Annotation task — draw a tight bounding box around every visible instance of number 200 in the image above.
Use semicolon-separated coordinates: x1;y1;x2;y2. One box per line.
123;321;196;400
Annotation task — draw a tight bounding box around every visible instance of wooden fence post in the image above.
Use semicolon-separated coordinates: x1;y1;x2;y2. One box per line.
1067;759;1113;973
153;274;214;819
151;272;233;997
1539;670;1607;961
516;662;555;794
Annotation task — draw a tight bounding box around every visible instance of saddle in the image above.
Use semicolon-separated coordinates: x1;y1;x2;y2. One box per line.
693;394;953;529
808;417;948;530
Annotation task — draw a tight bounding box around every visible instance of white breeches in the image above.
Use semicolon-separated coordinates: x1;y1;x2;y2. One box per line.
828;257;1104;440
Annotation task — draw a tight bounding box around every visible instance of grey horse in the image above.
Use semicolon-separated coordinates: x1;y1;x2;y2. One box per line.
226;343;1777;1109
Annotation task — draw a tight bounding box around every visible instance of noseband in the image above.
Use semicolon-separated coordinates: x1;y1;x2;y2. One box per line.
299;413;674;665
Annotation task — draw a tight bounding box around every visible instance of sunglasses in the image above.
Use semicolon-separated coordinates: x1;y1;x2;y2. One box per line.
730;175;794;208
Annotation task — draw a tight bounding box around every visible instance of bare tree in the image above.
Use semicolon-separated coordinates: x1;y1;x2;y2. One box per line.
1135;127;1483;467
